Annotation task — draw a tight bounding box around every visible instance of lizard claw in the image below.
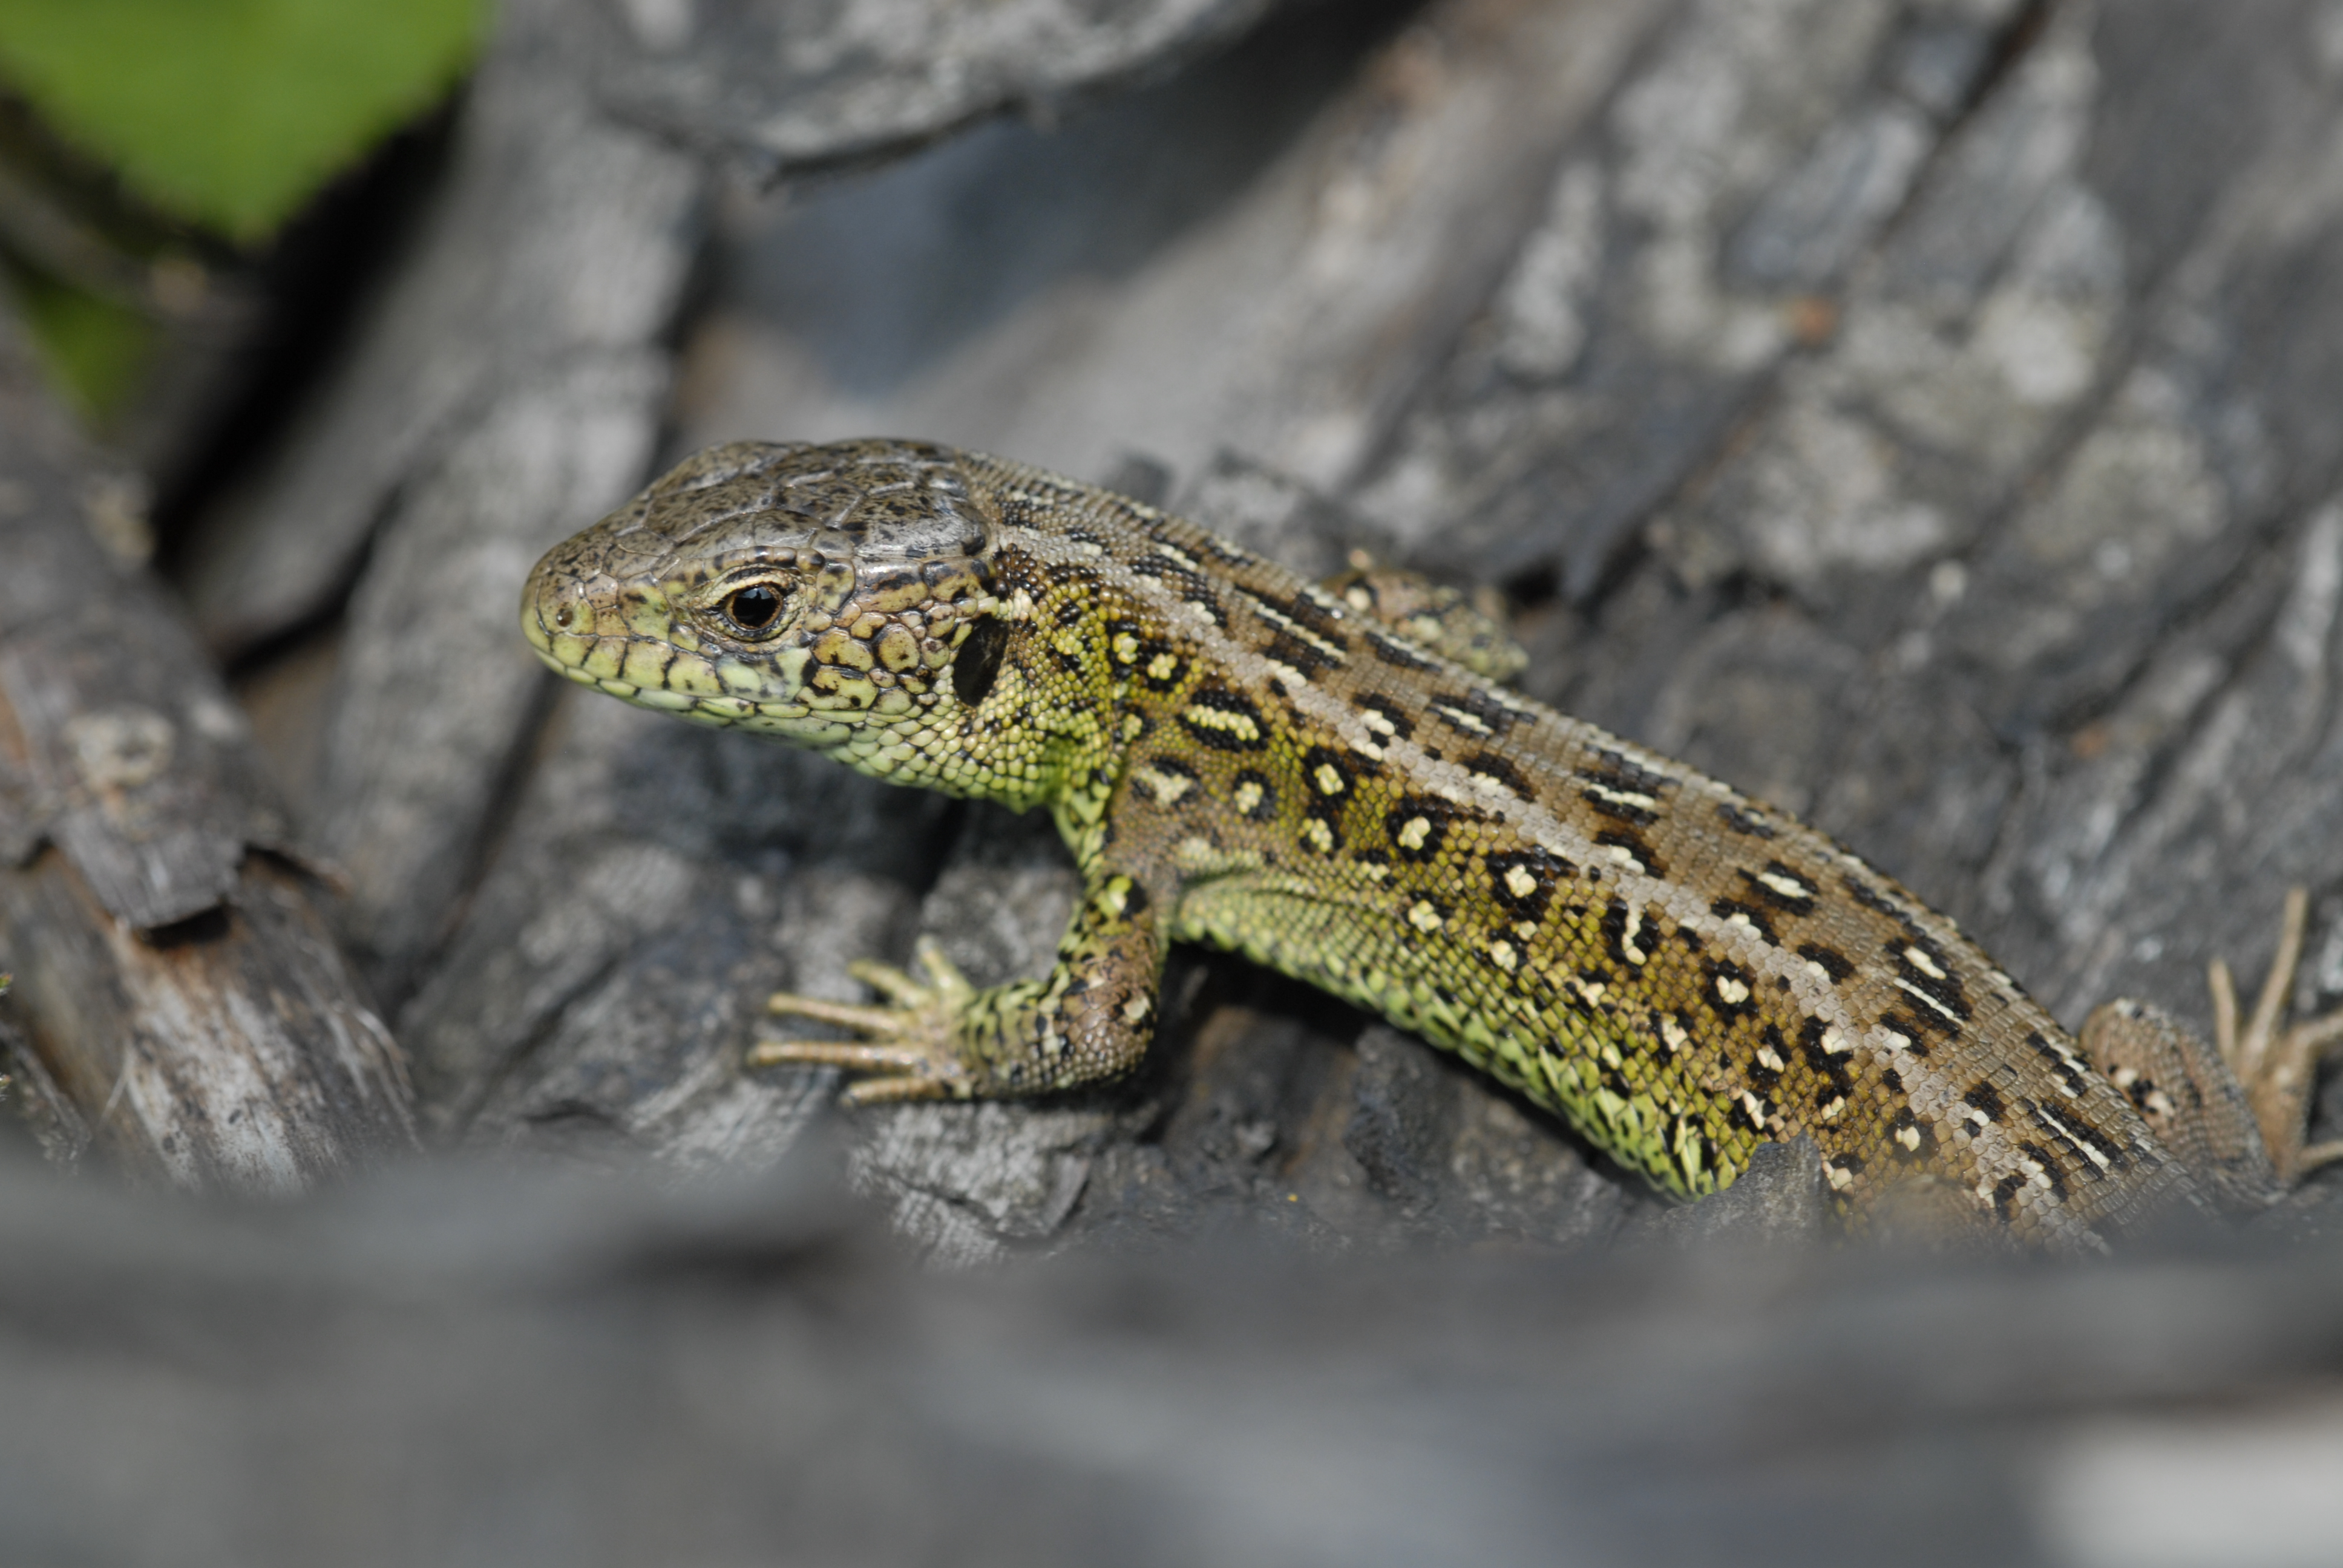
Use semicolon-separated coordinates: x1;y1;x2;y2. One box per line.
750;937;978;1100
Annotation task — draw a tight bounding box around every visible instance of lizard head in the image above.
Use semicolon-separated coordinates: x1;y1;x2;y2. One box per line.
522;439;1001;753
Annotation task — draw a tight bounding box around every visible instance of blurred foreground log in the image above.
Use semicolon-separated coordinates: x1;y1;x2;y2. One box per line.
0;1154;2339;1567
0;305;411;1190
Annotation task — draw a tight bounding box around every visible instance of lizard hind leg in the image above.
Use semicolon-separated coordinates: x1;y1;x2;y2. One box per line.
2082;887;2343;1207
1321;557;1529;683
2080;998;2276;1214
2207;887;2343;1184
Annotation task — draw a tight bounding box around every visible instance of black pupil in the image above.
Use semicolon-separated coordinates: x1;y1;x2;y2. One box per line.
727;585;781;630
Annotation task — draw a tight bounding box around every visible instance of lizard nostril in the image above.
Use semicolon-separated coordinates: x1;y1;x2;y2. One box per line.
552;602;575;630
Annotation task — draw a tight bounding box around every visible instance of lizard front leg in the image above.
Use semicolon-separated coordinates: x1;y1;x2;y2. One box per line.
751;861;1169;1105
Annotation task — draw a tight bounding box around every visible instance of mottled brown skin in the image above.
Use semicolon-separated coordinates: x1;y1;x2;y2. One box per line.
524;439;2338;1251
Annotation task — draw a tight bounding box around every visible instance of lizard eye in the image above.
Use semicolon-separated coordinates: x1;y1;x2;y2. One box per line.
721;583;785;636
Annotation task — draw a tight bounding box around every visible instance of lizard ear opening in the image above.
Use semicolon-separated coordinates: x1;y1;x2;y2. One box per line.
950;616;1009;708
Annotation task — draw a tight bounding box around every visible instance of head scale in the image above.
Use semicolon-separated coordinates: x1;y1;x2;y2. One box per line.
522;439;998;753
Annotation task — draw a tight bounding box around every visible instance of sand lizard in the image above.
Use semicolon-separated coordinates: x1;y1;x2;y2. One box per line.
523;438;2343;1250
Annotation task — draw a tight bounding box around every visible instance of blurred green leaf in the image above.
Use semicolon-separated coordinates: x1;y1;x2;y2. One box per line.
0;0;488;243
11;266;151;419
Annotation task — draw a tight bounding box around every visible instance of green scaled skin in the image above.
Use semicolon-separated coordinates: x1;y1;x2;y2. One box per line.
525;438;2343;1250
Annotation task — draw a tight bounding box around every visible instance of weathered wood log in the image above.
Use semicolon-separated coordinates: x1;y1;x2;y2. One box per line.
0;304;412;1191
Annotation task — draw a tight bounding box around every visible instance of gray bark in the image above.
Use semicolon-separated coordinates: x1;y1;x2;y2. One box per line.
0;306;411;1191
581;0;1291;175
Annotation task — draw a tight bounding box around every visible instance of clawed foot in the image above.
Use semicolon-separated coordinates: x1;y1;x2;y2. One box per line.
2210;888;2343;1183
749;936;977;1104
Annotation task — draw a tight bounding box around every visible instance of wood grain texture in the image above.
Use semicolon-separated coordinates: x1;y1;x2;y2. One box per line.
0;304;413;1190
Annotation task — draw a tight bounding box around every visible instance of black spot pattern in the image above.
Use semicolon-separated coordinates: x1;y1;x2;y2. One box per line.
1430;688;1524;737
1384;794;1458;863
1889;1105;1932;1160
1594;828;1665;879
1709;897;1780;947
1892;936;1972;1023
1140;756;1199;799
1843;874;1922;937
1233;768;1278;821
1365;628;1437;671
1179;685;1270;752
1797;941;1854;982
1132;554;1231;629
1705;960;1756;1021
1462;750;1533;800
1355;693;1414;745
1303;745;1362;796
1743;861;1818;916
1242;587;1348;678
1579;748;1672;808
1599;897;1642;967
1990;1173;2025;1223
2019;1140;2068;1202
2030;1102;2131;1177
1798;1018;1854;1100
1881;1007;1942;1050
2027;1032;2091;1099
1486;847;1570;923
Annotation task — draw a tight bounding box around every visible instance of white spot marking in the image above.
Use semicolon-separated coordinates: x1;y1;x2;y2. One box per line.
1619;906;1648;964
1139;767;1194;805
1582;781;1659;814
1895;976;1964;1025
1904;945;1948;980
